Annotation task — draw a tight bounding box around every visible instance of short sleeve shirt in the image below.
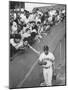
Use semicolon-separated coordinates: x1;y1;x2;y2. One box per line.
39;52;55;67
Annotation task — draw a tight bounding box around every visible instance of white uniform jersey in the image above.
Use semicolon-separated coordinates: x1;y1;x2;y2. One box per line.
39;52;55;67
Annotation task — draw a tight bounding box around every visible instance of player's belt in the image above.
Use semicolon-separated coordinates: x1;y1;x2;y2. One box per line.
43;66;50;69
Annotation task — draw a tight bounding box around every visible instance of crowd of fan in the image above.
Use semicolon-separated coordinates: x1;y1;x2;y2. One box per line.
10;8;65;57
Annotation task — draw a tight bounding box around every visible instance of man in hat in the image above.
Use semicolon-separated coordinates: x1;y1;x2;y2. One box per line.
38;45;55;86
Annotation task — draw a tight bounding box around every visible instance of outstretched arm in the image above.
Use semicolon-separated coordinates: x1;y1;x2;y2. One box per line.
28;44;40;55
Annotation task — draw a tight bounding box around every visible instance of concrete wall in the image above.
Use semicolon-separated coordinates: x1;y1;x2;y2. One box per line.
54;36;65;68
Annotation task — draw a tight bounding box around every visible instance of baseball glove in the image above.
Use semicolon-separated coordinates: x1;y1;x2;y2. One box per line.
38;60;47;65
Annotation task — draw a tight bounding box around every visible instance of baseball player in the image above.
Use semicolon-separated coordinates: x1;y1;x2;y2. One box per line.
38;45;55;86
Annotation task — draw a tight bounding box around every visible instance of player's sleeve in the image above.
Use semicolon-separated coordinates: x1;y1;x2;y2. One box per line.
38;53;44;65
51;53;55;61
39;53;43;62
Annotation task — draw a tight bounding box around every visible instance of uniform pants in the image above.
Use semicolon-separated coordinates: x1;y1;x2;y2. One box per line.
43;66;53;86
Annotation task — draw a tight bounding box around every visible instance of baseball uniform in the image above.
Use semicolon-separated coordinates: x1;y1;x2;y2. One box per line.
39;52;55;86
